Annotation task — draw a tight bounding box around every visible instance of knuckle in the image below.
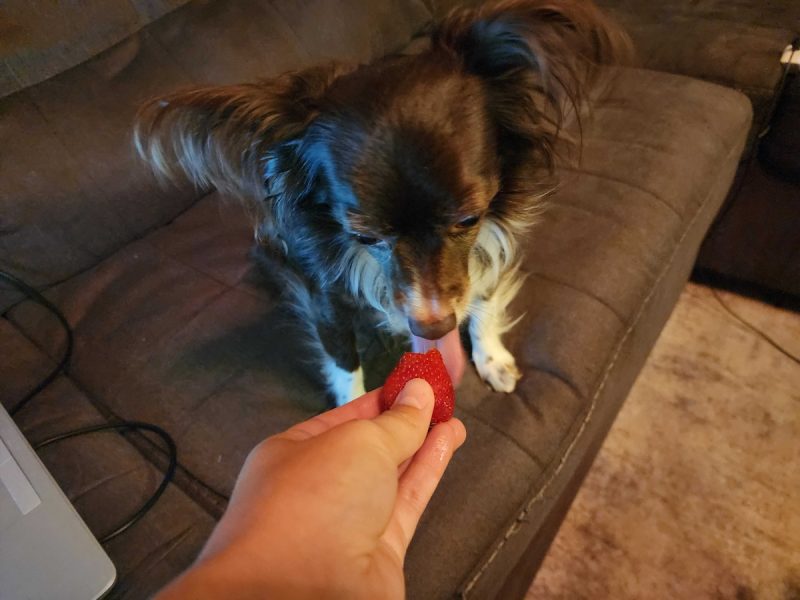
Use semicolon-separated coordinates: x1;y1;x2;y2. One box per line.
393;407;421;430
386;409;426;442
334;419;391;456
247;435;283;464
399;482;429;514
416;455;445;482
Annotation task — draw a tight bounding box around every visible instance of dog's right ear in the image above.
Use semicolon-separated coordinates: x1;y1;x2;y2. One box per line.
431;0;630;168
134;62;353;204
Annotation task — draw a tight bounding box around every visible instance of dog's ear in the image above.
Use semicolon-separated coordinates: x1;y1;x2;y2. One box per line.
432;0;630;169
134;62;353;203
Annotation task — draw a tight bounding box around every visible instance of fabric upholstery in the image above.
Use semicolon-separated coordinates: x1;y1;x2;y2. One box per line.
6;66;751;598
588;0;800;299
760;72;800;178
0;0;190;98
0;321;216;599
0;0;431;312
422;0;483;18
696;159;800;297
596;0;799;148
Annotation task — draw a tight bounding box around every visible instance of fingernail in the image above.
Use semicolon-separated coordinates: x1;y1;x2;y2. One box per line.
395;379;432;410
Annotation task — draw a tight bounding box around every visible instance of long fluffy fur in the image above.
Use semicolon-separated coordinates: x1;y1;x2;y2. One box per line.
133;63;355;207
133;0;628;400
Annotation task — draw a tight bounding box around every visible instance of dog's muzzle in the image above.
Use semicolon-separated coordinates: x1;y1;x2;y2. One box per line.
408;314;456;340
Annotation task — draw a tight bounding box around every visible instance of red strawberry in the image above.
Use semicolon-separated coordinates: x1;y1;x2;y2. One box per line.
381;348;455;425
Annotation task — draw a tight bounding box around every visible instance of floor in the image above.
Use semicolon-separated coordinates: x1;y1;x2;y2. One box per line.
527;283;800;600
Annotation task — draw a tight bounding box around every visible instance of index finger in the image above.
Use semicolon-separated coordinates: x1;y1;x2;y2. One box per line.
280;388;383;441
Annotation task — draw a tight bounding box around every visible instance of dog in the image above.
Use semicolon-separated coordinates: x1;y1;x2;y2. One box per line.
134;0;624;406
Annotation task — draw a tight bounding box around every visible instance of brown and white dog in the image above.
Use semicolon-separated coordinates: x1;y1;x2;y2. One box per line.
134;0;624;406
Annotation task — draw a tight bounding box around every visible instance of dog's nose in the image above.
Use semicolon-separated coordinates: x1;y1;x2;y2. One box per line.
408;314;457;340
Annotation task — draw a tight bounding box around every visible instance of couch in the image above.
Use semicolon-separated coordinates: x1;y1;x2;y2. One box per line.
594;0;800;300
0;1;752;598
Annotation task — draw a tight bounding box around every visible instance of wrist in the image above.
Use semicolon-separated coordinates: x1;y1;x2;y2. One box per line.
156;547;357;600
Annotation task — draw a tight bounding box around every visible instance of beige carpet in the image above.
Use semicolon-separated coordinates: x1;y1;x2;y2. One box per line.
528;283;800;600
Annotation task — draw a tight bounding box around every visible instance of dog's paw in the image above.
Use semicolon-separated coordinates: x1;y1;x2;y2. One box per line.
473;345;521;393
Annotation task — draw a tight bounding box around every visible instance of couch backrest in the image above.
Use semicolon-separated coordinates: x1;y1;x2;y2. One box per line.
0;0;434;310
0;0;193;98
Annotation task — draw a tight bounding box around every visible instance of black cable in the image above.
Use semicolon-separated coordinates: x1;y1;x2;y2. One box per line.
33;422;177;543
711;288;800;366
1;270;178;544
0;271;73;416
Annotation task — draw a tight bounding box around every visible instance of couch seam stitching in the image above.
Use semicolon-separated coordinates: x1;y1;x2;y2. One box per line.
528;270;627;325
556;165;682;217
0;188;218;313
3;322;227;520
461;137;744;596
457;406;547;470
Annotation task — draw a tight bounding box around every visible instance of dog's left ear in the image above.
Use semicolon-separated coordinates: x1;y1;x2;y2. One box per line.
432;0;630;167
134;62;353;205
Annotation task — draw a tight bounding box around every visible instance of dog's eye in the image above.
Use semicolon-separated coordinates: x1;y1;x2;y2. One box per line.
456;215;480;229
354;234;382;246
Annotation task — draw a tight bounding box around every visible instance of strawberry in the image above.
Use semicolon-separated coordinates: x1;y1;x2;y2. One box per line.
381;348;455;425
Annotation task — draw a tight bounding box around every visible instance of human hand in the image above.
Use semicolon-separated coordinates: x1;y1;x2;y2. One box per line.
156;379;466;600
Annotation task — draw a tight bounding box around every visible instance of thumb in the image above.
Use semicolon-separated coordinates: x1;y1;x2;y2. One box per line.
371;378;435;465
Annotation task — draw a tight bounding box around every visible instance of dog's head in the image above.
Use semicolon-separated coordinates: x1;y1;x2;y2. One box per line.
135;0;626;339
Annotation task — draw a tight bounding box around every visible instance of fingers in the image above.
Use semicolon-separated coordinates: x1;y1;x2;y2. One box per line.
397;457;412;478
369;379;435;465
382;418;467;558
281;388;383;441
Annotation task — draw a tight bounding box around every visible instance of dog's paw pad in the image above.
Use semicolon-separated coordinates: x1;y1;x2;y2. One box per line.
474;349;521;393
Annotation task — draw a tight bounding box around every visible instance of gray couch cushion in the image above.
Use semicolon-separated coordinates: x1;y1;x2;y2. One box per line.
0;0;191;98
0;321;216;599
0;0;431;312
596;0;799;147
6;67;752;598
440;69;752;599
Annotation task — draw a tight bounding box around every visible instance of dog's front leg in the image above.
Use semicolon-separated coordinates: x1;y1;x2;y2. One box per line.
317;316;365;407
468;273;523;393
